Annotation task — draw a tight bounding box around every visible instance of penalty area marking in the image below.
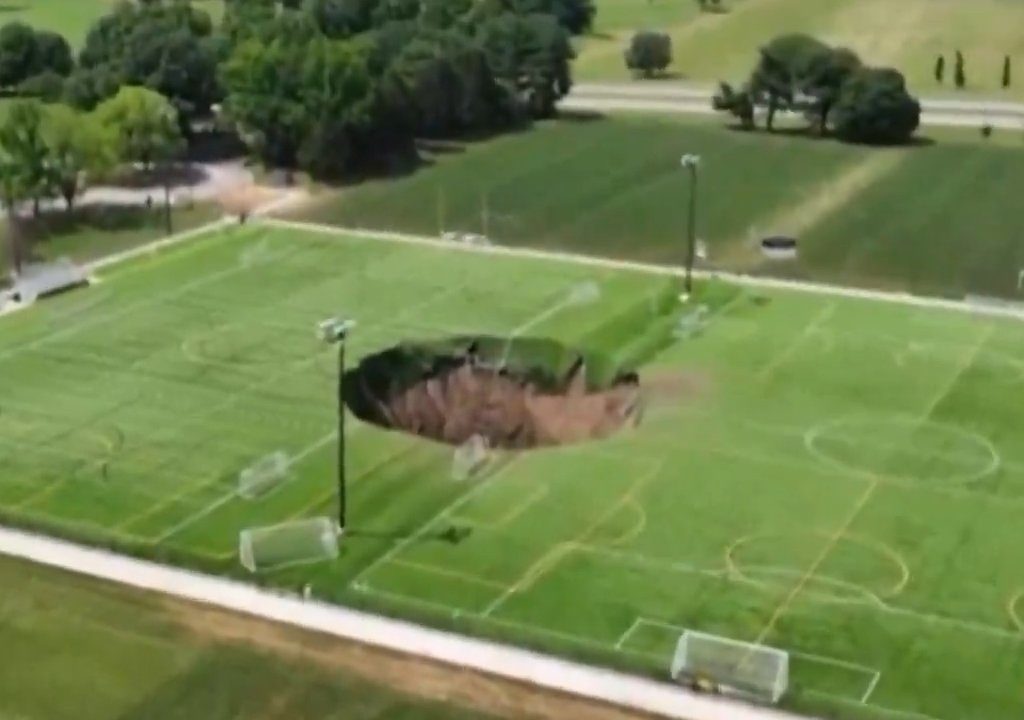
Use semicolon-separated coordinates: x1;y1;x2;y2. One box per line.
804;416;1001;485
1008;591;1024;634
724;532;910;607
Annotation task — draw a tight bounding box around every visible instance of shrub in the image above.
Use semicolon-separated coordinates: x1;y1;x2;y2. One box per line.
18;71;65;101
624;31;671;79
832;67;920;145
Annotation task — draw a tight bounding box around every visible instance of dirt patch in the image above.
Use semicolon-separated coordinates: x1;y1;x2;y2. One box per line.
345;337;643;449
162;597;657;720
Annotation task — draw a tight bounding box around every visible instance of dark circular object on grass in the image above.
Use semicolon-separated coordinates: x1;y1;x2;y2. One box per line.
760;235;798;260
344;336;643;449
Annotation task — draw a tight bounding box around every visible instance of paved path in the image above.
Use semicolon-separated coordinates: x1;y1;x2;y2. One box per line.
564;82;1024;130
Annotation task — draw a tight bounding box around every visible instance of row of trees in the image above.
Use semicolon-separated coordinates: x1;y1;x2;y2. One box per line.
0;22;73;91
934;52;1012;90
0;88;183;217
713;34;920;145
0;0;593;180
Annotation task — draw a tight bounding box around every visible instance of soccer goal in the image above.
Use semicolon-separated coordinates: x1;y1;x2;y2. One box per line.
238;451;290;500
238;517;339;573
452;434;491;481
670;630;789;704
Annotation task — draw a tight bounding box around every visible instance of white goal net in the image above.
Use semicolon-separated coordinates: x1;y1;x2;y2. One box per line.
670;630;789;704
238;451;290;499
238;517;339;573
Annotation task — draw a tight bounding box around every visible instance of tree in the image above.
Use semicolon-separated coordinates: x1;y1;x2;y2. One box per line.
832;67;920;145
94;87;184;169
1003;55;1011;89
624;31;671;79
954;49;965;89
512;0;596;35
799;46;861;134
0;100;54;217
478;13;573;119
934;55;944;83
221;36;378;175
42;104;116;212
0;22;38;88
712;82;755;129
77;0;220;130
748;33;829;131
18;71;66;102
32;30;72;76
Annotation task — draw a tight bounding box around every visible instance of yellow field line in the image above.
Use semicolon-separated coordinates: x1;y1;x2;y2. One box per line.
748;477;880;649
482;460;664;616
750;322;993;650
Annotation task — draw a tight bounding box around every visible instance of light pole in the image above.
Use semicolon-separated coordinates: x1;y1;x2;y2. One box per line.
680;153;701;297
318;317;356;531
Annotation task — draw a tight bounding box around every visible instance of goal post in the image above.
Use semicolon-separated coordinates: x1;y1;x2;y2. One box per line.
670;630;789;704
239;517;339;573
238;451;290;500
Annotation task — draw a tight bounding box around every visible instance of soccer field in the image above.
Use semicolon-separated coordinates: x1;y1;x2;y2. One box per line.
1;223;1023;719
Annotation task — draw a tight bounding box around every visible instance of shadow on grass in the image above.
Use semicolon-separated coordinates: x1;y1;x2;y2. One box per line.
722;122;938;147
347;525;474;545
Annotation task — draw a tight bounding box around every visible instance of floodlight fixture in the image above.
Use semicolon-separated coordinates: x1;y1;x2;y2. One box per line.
318;317;356;344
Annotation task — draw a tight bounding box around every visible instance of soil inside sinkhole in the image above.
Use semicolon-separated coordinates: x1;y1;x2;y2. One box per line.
344;336;643;449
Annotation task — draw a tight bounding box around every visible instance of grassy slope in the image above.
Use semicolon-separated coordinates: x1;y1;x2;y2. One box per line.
0;554;494;720
1;225;1024;720
293;115;1024;300
576;0;1024;99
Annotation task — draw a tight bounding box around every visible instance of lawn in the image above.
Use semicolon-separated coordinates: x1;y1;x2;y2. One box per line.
293;115;1024;301
0;554;498;720
1;221;1023;720
0;0;224;46
577;0;1024;99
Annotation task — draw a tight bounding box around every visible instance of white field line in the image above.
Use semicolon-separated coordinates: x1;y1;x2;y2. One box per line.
154;427;342;543
860;671;882;704
0;526;809;720
756;302;835;381
261;219;1024;323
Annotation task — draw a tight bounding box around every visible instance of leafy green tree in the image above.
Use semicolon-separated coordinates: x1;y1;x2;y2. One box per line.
77;0;220;130
18;71;65;101
624;31;671;79
0;22;38;88
62;64;121;110
0;100;55;216
478;12;573;119
954;49;965;89
747;33;829;131
799;46;861;134
934;54;944;83
712;81;755;129
305;0;377;38
1003;55;1011;89
94;86;185;168
42;104;116;212
832;67;920;145
221;36;377;175
513;0;595;35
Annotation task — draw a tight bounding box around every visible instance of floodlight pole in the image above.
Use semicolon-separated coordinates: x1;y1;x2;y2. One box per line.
680;153;701;296
319;318;355;532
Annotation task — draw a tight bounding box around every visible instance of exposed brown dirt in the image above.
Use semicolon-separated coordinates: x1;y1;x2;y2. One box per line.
351;356;643;449
161;597;658;720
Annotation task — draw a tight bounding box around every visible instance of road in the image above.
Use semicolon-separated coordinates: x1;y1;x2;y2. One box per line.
563;82;1024;130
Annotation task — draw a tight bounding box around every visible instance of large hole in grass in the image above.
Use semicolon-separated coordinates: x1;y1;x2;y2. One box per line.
344;336;643;449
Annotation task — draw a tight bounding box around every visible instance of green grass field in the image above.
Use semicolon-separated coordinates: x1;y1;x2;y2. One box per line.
1;221;1024;720
578;0;1024;97
0;554;498;720
295;116;1024;300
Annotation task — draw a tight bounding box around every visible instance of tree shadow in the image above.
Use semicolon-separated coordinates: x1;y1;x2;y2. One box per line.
555;108;607;123
347;524;474;545
107;163;208;190
0;4;29;13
